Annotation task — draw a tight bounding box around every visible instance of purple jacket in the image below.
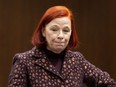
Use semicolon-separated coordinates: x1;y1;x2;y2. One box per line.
8;47;116;87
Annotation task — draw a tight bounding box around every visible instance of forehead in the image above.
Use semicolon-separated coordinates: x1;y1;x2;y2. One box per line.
47;17;71;26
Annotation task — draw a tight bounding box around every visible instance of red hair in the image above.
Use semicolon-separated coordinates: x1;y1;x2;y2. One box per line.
32;6;78;50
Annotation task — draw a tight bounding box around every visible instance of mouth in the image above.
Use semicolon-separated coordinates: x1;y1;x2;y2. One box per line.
54;42;64;46
54;41;65;43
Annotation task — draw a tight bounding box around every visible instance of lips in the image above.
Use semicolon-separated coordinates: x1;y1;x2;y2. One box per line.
54;41;65;43
55;42;64;44
54;42;64;46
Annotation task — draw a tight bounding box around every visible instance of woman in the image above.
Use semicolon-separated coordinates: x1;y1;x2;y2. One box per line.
8;6;116;87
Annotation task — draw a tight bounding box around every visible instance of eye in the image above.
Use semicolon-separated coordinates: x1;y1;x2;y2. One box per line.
63;27;70;32
50;26;59;32
63;29;70;32
51;28;58;31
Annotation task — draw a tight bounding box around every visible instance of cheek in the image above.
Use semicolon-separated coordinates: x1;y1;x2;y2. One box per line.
45;35;55;43
65;34;71;41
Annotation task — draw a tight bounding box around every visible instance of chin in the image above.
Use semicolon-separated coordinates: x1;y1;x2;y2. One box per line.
55;48;65;52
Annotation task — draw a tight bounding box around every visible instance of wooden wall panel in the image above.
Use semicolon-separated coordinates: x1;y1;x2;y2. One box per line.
0;0;115;87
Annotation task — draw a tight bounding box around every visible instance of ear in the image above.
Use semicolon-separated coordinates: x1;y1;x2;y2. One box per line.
41;27;46;37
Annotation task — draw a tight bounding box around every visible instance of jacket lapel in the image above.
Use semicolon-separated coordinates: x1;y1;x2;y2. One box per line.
60;50;74;79
31;47;64;80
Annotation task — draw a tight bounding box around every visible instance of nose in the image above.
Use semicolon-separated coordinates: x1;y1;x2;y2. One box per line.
57;30;64;39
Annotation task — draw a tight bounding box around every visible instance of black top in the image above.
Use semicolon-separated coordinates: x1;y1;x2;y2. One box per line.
43;47;65;73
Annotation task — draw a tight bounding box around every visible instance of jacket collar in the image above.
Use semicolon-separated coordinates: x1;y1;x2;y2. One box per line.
31;46;72;59
30;46;73;80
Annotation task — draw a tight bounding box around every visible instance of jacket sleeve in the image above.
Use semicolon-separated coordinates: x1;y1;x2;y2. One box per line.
8;54;28;87
77;52;116;87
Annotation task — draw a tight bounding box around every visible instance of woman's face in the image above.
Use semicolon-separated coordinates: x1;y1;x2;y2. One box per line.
42;17;71;53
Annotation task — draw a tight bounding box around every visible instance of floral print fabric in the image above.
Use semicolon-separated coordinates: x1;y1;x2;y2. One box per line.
8;47;116;87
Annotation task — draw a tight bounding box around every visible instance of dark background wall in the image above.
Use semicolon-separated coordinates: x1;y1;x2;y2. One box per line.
0;0;116;87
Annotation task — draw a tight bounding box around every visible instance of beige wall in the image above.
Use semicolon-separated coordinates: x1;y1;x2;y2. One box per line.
0;0;116;87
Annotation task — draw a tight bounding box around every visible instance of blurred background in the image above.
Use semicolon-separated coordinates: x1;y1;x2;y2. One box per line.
0;0;116;87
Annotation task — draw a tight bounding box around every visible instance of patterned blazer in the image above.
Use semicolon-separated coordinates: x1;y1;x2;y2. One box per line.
8;47;116;87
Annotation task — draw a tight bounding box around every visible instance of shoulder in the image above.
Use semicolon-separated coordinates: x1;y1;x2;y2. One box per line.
68;50;84;59
69;50;94;65
12;47;40;64
67;50;87;64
